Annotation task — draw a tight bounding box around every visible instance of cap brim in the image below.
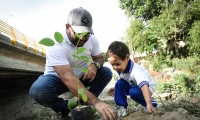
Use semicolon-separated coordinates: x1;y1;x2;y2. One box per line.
71;26;93;34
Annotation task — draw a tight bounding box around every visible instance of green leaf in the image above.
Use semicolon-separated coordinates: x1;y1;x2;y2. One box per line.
68;101;77;109
80;56;88;60
72;54;79;59
39;38;55;46
77;47;86;54
68;112;71;117
86;86;90;89
76;65;81;68
82;31;89;37
54;32;63;44
92;108;97;115
82;68;88;73
78;88;88;102
75;33;81;39
65;41;69;44
197;75;200;80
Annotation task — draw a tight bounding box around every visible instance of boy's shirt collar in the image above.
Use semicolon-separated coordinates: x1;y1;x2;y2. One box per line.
125;59;134;73
117;59;134;74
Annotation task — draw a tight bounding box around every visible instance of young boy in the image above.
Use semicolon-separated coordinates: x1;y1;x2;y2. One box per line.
107;41;157;117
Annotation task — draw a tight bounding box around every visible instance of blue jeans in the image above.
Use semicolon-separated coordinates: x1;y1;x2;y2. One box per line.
29;67;112;113
114;79;157;108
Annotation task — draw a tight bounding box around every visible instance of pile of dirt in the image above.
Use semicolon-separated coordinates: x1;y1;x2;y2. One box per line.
122;110;200;120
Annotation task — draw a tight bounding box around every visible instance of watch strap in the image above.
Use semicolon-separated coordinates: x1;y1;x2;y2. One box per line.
92;61;101;69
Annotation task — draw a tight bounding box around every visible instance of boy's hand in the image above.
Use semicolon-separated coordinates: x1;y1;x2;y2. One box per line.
146;104;157;113
107;87;115;96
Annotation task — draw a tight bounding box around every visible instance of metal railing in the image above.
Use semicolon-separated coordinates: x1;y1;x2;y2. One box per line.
0;20;45;56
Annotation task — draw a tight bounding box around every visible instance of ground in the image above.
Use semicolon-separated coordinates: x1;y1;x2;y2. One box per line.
0;89;200;120
0;62;199;120
122;110;200;120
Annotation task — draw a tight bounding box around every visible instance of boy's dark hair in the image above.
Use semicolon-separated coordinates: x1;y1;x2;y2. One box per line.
107;41;130;60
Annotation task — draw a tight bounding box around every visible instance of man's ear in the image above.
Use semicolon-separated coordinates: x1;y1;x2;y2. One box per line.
65;24;71;34
66;24;70;29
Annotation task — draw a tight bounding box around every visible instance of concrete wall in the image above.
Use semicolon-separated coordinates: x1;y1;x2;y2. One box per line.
0;34;45;71
0;34;45;96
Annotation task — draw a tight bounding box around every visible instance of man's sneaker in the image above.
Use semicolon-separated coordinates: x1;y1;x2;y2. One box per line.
116;106;127;117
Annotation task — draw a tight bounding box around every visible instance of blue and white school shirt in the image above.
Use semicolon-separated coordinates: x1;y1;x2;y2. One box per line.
119;60;156;94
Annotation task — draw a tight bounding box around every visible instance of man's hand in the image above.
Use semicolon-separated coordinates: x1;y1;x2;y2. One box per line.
107;88;115;97
94;101;117;120
82;63;97;82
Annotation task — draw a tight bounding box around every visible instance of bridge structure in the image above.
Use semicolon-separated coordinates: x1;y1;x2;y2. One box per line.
0;20;46;96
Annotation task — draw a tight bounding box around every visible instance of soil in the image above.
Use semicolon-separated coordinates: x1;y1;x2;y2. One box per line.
122;111;200;120
0;90;200;120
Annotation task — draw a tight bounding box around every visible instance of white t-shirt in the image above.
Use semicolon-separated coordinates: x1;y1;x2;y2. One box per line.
119;60;156;94
44;29;101;79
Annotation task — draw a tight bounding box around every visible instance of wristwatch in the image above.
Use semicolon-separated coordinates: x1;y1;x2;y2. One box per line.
92;61;101;69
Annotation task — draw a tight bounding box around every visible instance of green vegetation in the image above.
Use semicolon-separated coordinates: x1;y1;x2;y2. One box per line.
119;0;200;59
32;108;42;118
153;56;199;95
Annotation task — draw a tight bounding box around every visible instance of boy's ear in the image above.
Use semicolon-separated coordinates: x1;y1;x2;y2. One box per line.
126;54;130;60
